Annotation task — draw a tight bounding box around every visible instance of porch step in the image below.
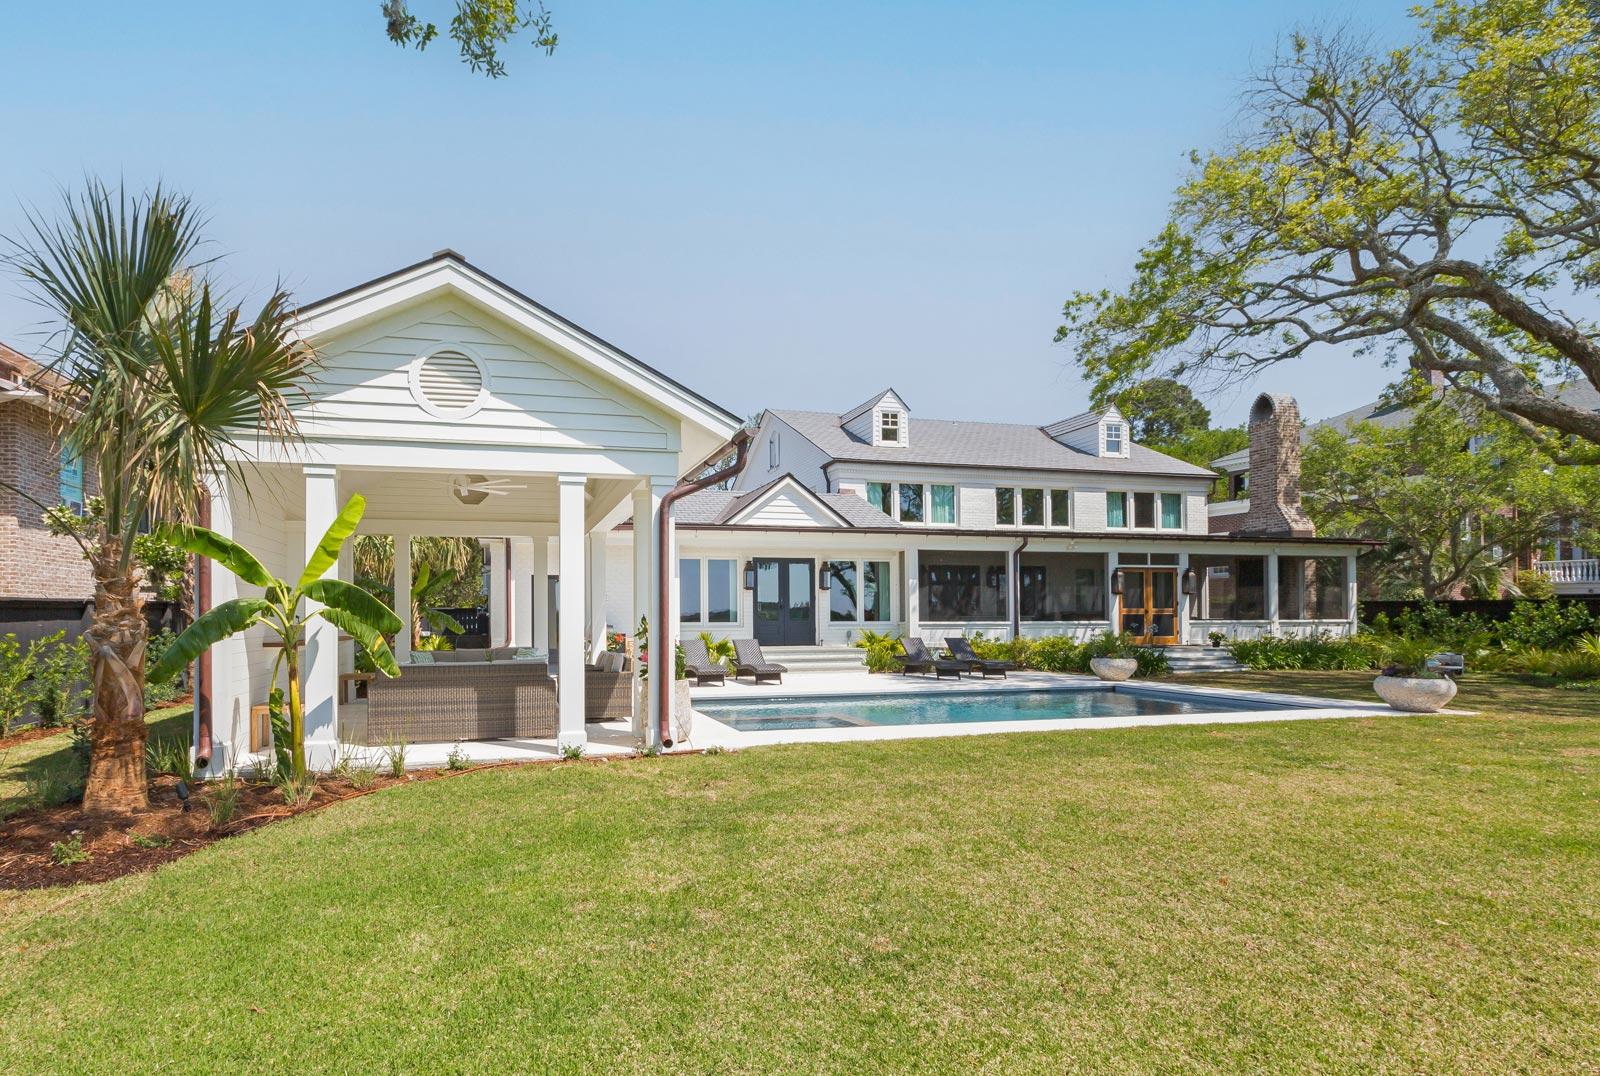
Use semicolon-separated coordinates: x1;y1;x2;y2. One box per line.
762;645;868;673
1160;645;1245;674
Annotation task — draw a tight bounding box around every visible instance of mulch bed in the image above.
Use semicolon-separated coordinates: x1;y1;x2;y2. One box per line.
0;725;71;750
0;768;448;891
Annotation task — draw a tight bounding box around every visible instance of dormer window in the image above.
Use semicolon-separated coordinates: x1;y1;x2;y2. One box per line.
880;411;901;444
1103;421;1125;456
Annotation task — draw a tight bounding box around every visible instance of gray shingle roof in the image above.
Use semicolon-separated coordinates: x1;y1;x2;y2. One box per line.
671;476;901;529
770;409;1216;478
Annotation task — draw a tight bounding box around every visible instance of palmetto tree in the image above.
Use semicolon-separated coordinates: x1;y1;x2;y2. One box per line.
150;495;401;780
6;181;313;812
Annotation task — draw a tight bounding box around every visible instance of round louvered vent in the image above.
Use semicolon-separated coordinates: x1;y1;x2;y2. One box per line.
412;350;484;416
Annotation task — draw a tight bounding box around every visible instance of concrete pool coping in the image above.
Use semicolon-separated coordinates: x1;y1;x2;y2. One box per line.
685;671;1462;750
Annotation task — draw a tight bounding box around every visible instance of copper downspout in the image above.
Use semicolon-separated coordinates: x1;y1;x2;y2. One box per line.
194;496;214;769
1009;536;1029;640
657;430;752;748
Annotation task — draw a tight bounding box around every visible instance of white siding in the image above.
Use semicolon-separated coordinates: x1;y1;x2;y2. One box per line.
736;414;832;492
298;299;678;453
733;488;838;528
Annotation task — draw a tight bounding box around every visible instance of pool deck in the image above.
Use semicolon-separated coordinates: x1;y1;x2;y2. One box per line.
684;670;1425;751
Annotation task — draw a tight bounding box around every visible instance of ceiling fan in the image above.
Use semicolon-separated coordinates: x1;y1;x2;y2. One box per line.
450;474;527;506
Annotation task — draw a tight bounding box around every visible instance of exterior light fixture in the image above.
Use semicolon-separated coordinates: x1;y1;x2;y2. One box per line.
1111;569;1124;595
1182;569;1198;595
742;560;756;590
818;564;831;591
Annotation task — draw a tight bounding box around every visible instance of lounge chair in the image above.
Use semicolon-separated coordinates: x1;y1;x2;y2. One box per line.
733;639;787;684
898;637;967;680
681;638;728;686
945;637;1012;679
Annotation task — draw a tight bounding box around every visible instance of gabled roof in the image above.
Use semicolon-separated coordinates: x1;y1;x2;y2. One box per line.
0;342;70;405
671;473;900;529
839;388;907;426
769;408;1215;478
294;249;742;438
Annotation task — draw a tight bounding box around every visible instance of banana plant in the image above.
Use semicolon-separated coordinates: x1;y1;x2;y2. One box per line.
149;494;401;779
410;562;467;648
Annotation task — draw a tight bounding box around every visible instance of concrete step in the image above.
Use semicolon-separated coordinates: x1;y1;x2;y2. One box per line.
763;646;867;672
1161;646;1244;674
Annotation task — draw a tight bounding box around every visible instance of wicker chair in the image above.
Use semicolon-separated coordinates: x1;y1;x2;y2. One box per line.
583;654;634;722
364;660;556;744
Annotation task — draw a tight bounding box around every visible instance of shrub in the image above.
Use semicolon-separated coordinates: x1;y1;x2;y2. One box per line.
445;743;470;770
1134;648;1171;678
0;631;59;736
1514;570;1556;601
50;834;90;866
1030;635;1088;673
145;733;194;782
1379;637;1443;679
560;742;585;761
31;636;91;728
1228;631;1380;671
852;629;905;673
143;628;185;706
1497;600;1597;651
25;756;85;808
1085;631;1137;660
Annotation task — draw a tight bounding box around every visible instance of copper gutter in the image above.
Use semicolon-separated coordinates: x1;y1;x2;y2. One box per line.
657;430;752;748
1009;535;1029;640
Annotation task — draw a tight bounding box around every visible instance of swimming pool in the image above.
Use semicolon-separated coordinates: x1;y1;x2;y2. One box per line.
696;686;1302;733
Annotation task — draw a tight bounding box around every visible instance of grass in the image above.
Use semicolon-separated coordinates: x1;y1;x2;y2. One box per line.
0;704;191;819
2;673;1597;1072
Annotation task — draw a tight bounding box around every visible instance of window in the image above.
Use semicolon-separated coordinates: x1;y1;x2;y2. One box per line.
1018;553;1106;621
930;484;956;525
1229;472;1249;499
1020;488;1044;527
769;432;780;469
678;559;702;622
880;411;901;443
1103;421;1125;455
1278;556;1348;620
58;448;85;511
996;487;1015;525
920;550;1008;620
1132;492;1156;529
865;481;891;515
1106;491;1127;528
707;559;737;623
828;561;858;622
1160;493;1183;529
898;483;925;523
863;561;890;621
1191;555;1266;620
1049;490;1071;528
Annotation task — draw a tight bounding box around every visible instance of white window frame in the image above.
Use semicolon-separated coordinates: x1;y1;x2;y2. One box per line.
995;486;1070;529
879;410;901;444
823;557;896;625
768;431;780;470
1106;490;1184;531
1103;421;1126;456
886;481;957;527
679;557;742;625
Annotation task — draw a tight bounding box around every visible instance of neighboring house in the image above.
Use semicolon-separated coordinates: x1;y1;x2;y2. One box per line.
1209;379;1600;596
605;389;1365;649
0;342;96;603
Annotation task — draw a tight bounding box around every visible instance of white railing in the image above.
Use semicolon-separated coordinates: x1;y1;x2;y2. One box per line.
1535;558;1600;585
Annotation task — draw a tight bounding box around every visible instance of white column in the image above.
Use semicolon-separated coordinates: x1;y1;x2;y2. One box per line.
587;531;608;662
1345;552;1359;634
486;539;508;647
1266;551;1281;633
1177;551;1191;645
646;478;674;750
631;484;658;736
510;537;535;648
904;547;920;643
394;533;412;663
533;538;550;653
302;465;340;771
557;475;588;751
201;474;235;780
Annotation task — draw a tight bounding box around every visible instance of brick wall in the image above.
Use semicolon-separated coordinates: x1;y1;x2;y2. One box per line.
0;400;96;599
1239;393;1316;538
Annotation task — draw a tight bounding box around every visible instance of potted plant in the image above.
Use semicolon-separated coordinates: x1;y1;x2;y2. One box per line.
1087;631;1139;682
1207;630;1227;649
1373;638;1458;712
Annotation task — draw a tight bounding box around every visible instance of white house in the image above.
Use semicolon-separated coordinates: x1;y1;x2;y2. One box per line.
605;389;1366;653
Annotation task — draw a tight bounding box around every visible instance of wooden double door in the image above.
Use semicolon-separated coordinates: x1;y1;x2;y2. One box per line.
1119;567;1180;645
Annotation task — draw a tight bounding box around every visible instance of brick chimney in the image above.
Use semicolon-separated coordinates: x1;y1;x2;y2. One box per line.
1240;393;1315;537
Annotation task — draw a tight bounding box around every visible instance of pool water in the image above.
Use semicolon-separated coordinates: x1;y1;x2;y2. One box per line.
697;687;1292;733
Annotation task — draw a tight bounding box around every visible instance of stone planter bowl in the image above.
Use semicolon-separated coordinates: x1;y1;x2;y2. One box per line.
1373;675;1457;713
1089;656;1138;682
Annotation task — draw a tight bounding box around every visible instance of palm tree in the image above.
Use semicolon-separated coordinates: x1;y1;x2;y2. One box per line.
6;181;313;813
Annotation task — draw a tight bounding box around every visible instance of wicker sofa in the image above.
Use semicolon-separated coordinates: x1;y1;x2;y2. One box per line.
364;655;556;744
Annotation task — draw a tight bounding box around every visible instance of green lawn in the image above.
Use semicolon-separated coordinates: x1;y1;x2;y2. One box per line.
0;704;191;819
2;673;1597;1072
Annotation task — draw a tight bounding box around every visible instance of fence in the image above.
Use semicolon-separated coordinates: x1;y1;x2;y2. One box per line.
0;598;186;649
1359;597;1600;625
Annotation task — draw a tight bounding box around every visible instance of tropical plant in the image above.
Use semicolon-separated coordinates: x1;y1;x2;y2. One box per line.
0;631;63;735
1381;638;1444;680
851;628;904;674
7;180;313;812
408;563;468;647
1085;631;1137;660
698;631;737;672
149;494;401;780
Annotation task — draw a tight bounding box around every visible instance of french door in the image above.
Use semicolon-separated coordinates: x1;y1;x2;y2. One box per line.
753;559;815;646
1119;568;1179;645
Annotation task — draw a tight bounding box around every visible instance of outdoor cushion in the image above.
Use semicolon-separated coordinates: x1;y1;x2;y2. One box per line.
514;647;547;662
409;652;435;665
489;647;519;662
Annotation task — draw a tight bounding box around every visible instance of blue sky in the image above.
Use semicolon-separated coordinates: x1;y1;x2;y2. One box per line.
0;1;1417;428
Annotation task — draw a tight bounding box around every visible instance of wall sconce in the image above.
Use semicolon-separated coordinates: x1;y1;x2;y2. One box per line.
1111;569;1124;595
986;567;1003;589
1182;569;1198;595
818;563;831;591
742;560;756;590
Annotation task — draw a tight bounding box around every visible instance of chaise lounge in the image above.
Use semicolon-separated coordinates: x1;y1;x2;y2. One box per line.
945;637;1012;679
733;639;787;684
897;637;967;680
681;638;729;686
